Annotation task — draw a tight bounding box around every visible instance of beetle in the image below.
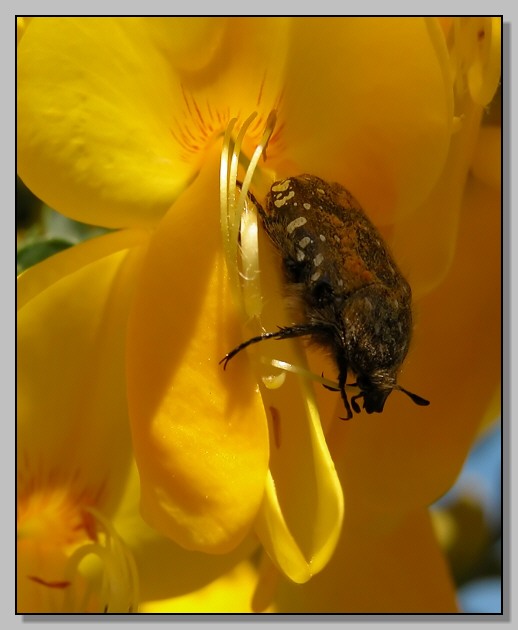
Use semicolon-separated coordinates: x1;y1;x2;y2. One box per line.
220;174;429;419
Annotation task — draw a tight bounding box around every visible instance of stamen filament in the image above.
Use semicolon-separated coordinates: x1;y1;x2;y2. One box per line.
237;111;277;218
220;117;240;306
61;508;139;613
263;357;358;392
229;112;258;241
220;111;275;320
220;112;260;313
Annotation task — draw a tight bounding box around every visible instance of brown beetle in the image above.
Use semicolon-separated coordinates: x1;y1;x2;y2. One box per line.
221;174;429;420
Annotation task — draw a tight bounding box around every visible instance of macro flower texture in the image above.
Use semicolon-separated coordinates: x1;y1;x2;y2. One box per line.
17;17;501;613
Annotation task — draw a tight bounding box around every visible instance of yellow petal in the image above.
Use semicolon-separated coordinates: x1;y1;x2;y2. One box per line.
18;228;149;511
18;228;149;309
391;97;484;298
17;18;214;227
457;17;501;107
17;17;291;229
170;17;291;139
392;17;501;297
278;17;452;224
272;508;458;612
17;542;98;613
111;461;260;604
140;561;270;613
18;230;148;612
127;147;269;553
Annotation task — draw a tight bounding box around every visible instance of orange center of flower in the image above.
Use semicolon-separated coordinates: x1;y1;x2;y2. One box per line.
18;484;97;548
17;472;138;613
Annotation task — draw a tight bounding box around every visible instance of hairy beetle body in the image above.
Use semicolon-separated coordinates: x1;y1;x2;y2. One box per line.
221;174;429;419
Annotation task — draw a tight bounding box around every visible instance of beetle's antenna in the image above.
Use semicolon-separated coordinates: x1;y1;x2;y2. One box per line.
219;323;332;369
396;386;430;407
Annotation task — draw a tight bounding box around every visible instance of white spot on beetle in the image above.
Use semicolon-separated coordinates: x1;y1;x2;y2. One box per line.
271;179;291;193
311;270;322;282
313;253;324;267
319;234;326;242
303;202;311;210
296;249;305;261
286;216;307;233
298;236;311;248
274;190;295;208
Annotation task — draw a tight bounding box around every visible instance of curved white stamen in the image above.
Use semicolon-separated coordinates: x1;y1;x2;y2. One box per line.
263;357;358;392
221;115;259;312
62;508;139;613
230;112;258;225
237;111;277;216
220;111;276;320
220;117;239;305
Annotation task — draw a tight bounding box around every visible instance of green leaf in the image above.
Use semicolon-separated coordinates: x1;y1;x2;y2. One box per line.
17;238;74;274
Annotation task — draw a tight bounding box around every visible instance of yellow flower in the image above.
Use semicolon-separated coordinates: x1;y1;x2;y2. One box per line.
17;231;261;612
17;17;501;612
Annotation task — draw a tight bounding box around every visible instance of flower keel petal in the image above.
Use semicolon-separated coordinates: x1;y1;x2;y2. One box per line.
127;149;269;553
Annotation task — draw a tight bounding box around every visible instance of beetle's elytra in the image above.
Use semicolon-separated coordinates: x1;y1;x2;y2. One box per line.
221;174;429;419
